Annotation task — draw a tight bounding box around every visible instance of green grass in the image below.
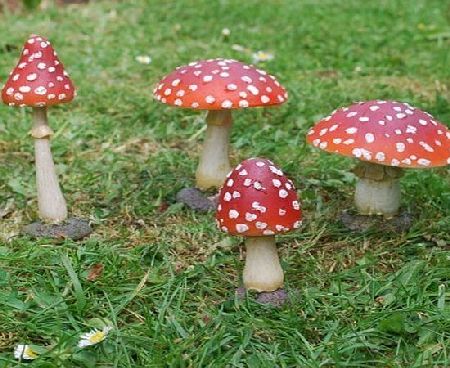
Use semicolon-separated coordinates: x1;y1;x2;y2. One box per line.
0;0;449;366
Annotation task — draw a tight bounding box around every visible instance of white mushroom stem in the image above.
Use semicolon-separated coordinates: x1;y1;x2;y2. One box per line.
354;162;403;218
195;110;232;190
31;107;68;223
243;236;284;292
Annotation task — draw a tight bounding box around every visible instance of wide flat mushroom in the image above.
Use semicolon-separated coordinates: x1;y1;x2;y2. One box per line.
153;58;287;208
1;34;91;240
216;157;302;304
306;100;450;225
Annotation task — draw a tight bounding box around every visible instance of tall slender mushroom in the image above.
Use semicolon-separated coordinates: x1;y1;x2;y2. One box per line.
1;34;75;223
216;157;302;292
153;58;288;190
306;100;450;217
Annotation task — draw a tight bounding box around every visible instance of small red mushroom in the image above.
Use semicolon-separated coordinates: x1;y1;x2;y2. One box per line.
1;34;76;223
153;58;288;190
216;157;302;292
306;100;450;216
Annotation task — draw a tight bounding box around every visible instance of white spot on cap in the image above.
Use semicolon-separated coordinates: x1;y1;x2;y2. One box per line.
203;75;213;82
176;90;185;97
37;62;46;70
279;189;288;198
226;84;237;91
272;179;281;188
239;169;248;176
365;133;375;143
6;88;14;95
256;222;267;229
256;161;265;167
346;111;357;117
261;95;270;104
18;86;31;93
245;213;257;221
27;73;37;81
293;220;302;229
292;201;300;210
375;152;385;161
391;159;400;166
359;117;369;122
369;105;380;111
171;79;180;86
205;95;216;104
243;178;252;186
247;85;259;95
232;191;241;198
329;124;338;131
279;209;286;216
164;88;172;96
263;230;275;235
419;119;428;126
226;179;234;187
241;76;252;83
346;127;357;134
396;142;405;152
221;100;232;108
333;138;342;144
239;100;249;108
188;84;198;91
224;192;232;201
174;99;182;106
35;86;47;95
229;210;239;219
236;224;249;233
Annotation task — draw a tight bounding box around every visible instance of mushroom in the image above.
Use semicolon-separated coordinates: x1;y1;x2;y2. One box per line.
306;100;450;217
153;58;288;190
1;34;76;223
216;157;302;292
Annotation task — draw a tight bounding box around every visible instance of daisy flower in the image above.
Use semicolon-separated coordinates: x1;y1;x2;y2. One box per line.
135;55;152;64
252;50;274;64
14;345;39;360
78;326;113;348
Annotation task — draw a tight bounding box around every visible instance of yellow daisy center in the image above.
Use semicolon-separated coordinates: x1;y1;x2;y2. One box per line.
24;347;38;359
88;331;106;344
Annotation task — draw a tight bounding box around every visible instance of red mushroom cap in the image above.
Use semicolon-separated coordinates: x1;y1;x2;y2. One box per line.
153;58;288;110
1;34;75;108
216;157;302;237
306;100;450;168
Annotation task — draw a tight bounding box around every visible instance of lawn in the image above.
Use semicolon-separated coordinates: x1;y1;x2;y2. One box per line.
0;0;449;366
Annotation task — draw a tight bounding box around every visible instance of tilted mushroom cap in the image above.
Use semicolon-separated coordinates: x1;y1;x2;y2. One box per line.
1;34;75;108
153;58;288;110
306;100;450;168
216;158;302;237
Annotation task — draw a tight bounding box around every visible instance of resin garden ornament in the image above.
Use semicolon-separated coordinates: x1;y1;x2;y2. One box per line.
306;100;450;229
154;58;288;209
216;157;302;305
1;34;91;239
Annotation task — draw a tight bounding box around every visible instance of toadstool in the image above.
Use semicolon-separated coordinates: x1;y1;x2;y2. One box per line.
153;58;288;190
216;157;302;292
306;100;450;217
1;34;75;223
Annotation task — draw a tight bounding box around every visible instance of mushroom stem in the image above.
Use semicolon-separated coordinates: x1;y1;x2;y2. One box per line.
196;110;232;190
243;236;284;292
354;162;403;217
31;107;68;223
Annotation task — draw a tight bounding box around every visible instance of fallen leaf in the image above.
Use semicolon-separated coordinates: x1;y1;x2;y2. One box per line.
87;264;104;281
